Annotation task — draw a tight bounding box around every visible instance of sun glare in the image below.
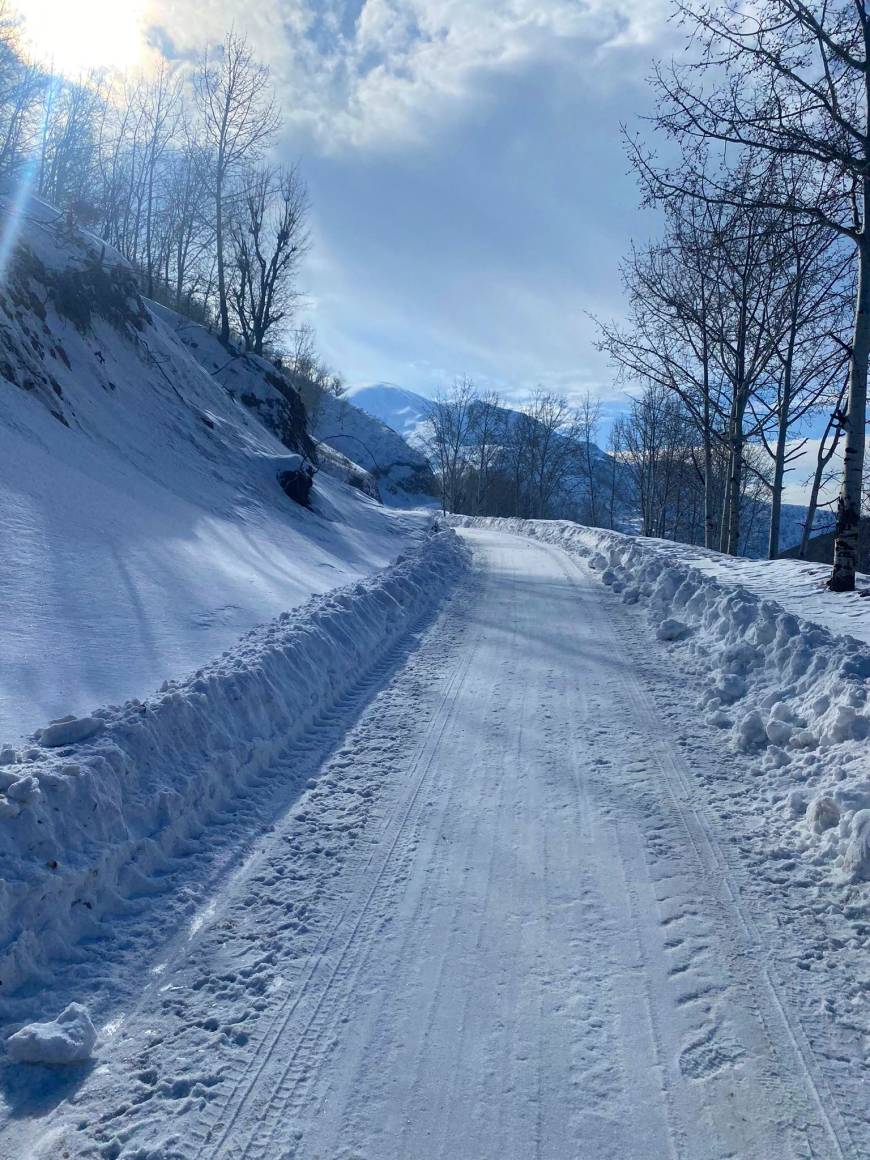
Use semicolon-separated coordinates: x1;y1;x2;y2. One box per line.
17;0;149;77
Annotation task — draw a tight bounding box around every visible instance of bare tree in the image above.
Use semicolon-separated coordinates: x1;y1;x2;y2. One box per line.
598;192;733;548
617;385;709;542
195;31;278;344
633;0;870;587
0;5;42;177
598;184;780;554
162;137;214;313
606;420;624;530
576;391;602;526
468;390;506;515
37;71;105;214
229;163;309;355
139;63;183;297
424;377;477;514
754;220;851;557
513;391;581;519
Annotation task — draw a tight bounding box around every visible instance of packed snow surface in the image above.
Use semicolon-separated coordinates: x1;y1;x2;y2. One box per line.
3;526;865;1159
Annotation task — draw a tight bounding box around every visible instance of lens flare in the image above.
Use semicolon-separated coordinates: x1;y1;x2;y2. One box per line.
18;0;148;77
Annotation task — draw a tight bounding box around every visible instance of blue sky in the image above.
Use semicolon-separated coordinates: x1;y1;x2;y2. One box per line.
146;0;672;409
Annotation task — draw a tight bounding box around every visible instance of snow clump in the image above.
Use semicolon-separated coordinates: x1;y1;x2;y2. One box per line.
656;618;689;642
39;716;105;748
841;810;870;881
7;1002;97;1064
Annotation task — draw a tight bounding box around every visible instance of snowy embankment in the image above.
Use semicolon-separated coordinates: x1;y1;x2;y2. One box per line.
448;516;870;880
0;529;469;995
0;195;433;741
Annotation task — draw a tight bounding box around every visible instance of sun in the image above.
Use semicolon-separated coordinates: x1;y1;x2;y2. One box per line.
17;0;149;77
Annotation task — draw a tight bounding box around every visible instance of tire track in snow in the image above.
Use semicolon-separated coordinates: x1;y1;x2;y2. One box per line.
193;592;485;1159
547;540;855;1160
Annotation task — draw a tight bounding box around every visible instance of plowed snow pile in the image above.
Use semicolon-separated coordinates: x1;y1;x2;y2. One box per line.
0;530;469;994
449;517;870;880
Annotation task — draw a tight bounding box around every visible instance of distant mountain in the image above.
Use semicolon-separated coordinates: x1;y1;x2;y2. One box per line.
348;383;612;469
346;383;432;447
347;385;834;558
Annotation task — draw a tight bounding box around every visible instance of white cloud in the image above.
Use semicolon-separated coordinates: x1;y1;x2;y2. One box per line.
148;0;669;152
781;438;844;508
138;0;673;400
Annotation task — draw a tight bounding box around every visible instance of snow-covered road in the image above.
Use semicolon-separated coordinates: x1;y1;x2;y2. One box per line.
11;528;863;1159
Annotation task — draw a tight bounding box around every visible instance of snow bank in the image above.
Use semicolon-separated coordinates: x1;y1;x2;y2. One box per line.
0;530;469;995
449;517;870;878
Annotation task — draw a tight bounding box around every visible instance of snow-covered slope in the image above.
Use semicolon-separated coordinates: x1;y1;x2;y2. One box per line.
311;389;437;506
0;196;428;743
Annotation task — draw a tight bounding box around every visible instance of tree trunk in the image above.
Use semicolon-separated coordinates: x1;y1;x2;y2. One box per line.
700;311;716;550
800;462;826;560
800;400;845;559
719;446;733;554
768;388;792;562
215;171;230;344
830;233;870;591
726;427;743;556
769;281;800;560
703;411;715;549
768;438;786;561
608;453;617;529
145;158;155;299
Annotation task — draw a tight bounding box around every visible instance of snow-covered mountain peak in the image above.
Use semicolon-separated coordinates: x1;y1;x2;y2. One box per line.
346;382;433;445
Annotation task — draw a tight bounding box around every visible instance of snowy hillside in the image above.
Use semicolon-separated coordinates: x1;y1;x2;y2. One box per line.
0;196;428;743
310;388;436;506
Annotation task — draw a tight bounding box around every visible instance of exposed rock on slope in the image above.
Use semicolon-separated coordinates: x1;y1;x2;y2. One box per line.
149;301;314;459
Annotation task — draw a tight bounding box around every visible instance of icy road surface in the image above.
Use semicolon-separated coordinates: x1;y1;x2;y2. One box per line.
15;529;862;1159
